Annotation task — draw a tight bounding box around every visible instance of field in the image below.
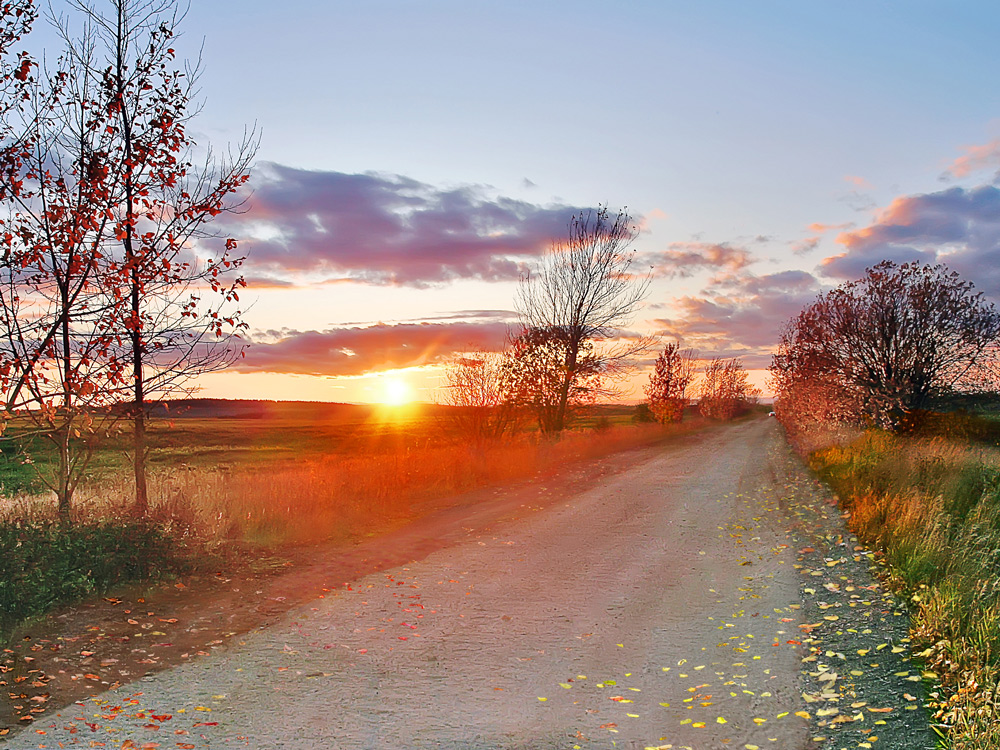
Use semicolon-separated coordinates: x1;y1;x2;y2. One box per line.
0;400;709;641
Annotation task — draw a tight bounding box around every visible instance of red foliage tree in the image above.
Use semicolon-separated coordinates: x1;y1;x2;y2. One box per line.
644;341;695;424
0;0;255;519
770;261;1000;431
698;357;760;421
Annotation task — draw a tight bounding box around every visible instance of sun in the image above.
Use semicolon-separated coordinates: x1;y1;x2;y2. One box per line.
382;377;413;406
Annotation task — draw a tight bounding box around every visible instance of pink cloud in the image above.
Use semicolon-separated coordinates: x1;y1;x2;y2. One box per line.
807;222;853;233
844;175;873;189
645;242;754;278
652;270;822;367
821;185;1000;297
943;138;1000;179
234;320;512;377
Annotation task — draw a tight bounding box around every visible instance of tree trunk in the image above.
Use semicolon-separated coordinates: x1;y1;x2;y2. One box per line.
56;424;72;526
554;339;579;434
132;401;148;515
130;267;148;516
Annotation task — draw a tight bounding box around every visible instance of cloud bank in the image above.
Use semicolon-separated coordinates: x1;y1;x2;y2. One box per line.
227;163;589;287
822;185;1000;298
652;270;822;368
645;242;753;278
235;320;512;377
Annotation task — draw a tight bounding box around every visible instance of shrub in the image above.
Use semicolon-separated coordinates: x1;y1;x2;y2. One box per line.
0;521;185;640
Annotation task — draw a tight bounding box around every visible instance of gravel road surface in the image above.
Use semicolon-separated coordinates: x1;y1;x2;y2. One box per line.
4;420;932;749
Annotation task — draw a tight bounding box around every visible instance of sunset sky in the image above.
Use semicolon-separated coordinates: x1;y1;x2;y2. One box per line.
164;1;1000;404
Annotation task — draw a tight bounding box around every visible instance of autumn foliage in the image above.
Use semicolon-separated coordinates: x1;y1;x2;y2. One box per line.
644;342;695;424
697;357;760;421
771;261;1000;432
0;0;254;520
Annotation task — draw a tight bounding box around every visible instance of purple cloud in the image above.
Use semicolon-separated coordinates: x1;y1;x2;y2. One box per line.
822;185;1000;298
225;163;590;287
652;270;823;367
644;241;753;278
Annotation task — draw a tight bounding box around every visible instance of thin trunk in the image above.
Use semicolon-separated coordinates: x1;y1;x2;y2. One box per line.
56;423;71;525
130;265;147;515
118;5;147;516
57;274;73;523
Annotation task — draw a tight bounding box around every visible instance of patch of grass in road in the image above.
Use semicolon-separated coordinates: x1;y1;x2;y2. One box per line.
810;429;1000;749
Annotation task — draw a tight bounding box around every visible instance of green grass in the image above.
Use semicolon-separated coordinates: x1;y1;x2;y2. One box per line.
809;429;1000;748
0;520;186;641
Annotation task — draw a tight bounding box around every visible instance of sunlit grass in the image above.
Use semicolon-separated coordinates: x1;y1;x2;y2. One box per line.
808;426;1000;749
0;405;712;644
1;407;710;552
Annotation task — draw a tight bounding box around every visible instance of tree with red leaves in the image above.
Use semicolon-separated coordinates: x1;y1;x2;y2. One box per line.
770;261;1000;431
644;341;695;424
0;0;256;519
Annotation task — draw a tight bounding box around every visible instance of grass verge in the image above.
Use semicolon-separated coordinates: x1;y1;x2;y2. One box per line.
0;520;187;641
808;428;1000;749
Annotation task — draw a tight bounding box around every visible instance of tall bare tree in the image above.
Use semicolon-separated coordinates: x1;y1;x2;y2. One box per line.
644;341;695;424
770;261;1000;430
514;206;651;434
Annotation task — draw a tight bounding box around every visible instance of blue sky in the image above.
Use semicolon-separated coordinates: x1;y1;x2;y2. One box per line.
155;0;1000;402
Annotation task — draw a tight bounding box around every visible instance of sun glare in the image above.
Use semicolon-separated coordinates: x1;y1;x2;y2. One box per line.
382;377;412;406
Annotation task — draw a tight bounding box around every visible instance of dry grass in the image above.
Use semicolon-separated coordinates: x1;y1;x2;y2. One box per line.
807;427;1000;749
2;419;699;553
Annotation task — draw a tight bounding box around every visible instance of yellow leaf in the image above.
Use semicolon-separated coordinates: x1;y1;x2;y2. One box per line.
795;711;810;719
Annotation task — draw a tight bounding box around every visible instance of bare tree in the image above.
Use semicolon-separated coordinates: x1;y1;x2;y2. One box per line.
441;348;519;443
770;261;1000;431
514;206;652;434
644;341;695;424
698;357;759;421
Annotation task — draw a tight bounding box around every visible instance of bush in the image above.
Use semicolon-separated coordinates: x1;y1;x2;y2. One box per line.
0;520;185;640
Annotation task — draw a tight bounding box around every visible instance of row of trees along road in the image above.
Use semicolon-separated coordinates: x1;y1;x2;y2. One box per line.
643;343;759;424
0;0;255;522
443;206;761;438
770;261;1000;432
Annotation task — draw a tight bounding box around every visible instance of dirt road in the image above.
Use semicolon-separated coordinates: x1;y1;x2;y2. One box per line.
4;420;932;749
